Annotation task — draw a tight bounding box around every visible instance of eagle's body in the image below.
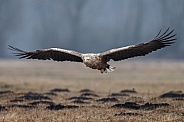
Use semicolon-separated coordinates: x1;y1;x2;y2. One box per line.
9;28;176;73
82;53;102;69
82;53;114;73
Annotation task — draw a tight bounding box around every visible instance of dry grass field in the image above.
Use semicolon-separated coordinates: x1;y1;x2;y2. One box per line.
0;59;183;122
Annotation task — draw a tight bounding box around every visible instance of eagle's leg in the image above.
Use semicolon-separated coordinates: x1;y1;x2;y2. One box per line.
100;69;104;74
100;68;107;74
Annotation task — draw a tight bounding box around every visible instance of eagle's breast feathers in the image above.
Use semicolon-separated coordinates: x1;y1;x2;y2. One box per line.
82;54;104;70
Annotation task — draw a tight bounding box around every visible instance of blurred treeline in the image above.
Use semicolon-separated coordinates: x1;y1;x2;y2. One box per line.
0;0;183;59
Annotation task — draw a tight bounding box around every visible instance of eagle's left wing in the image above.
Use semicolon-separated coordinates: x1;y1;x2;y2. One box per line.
8;46;83;62
100;28;176;62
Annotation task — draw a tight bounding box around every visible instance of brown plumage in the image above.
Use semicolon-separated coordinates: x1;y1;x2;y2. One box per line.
9;28;176;73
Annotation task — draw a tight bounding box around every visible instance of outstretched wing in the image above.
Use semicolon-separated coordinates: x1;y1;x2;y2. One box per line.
9;46;83;62
100;28;176;62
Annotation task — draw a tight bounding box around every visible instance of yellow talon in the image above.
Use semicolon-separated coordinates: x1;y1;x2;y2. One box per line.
100;69;104;74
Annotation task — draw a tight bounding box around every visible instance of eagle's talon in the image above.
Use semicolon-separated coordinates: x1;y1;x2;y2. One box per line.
100;69;104;74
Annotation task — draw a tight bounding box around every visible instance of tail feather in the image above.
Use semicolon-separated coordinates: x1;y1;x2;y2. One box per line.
106;66;116;72
100;65;116;74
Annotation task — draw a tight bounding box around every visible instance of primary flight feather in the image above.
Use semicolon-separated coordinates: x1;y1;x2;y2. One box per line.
9;28;176;73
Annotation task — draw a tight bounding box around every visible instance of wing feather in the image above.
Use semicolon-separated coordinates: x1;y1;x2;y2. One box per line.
100;28;176;62
8;46;83;62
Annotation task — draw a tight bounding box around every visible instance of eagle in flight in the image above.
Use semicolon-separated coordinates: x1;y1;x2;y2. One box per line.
9;28;176;74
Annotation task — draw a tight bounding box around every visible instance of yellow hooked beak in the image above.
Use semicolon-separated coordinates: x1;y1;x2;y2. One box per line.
84;57;91;64
84;59;88;63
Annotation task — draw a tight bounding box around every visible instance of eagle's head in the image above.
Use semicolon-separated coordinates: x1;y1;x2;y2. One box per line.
83;56;92;64
82;54;97;66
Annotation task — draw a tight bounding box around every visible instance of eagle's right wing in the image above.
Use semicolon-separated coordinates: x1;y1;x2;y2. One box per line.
100;28;176;62
9;46;83;62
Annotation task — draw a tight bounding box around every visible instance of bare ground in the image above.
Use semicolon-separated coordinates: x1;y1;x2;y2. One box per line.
0;59;183;122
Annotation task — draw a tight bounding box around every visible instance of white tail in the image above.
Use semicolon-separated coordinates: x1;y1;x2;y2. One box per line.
106;66;116;72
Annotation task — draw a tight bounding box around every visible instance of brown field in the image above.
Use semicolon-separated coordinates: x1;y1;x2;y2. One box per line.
0;59;183;122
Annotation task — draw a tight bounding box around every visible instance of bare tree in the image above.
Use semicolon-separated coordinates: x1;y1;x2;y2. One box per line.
0;0;22;57
0;1;6;57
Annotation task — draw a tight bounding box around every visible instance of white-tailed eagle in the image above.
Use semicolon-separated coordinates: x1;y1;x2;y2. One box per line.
9;28;176;73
